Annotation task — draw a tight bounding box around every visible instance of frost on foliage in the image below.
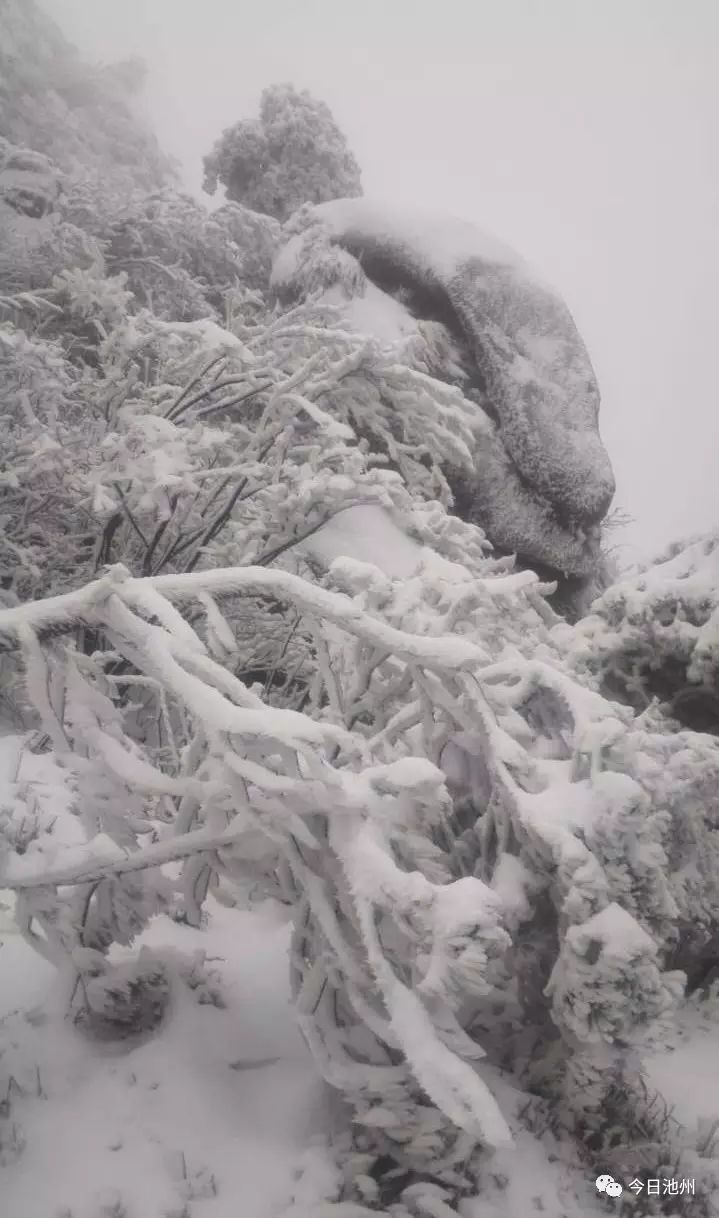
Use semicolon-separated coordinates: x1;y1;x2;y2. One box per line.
567;531;719;733
3;539;719;1212
0;324;98;601
62;187;281;320
603;723;719;993
6;645;171;1015
547;902;683;1048
75;948;171;1041
0;314;710;1218
0;208;497;631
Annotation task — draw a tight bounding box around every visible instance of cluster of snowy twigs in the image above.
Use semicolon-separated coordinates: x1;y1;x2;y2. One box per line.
2;539;717;1214
0;261;481;613
566;531;719;730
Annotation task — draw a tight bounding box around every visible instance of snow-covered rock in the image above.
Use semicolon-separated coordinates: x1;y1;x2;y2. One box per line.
272;197;616;584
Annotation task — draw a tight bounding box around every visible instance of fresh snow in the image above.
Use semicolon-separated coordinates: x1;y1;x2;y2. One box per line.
310;197;527;279
644;998;719;1131
272;235;422;347
567;901;656;960
340;280;419;345
5;908;714;1218
1;729;326;1215
2;730;719;1215
152;317;257;360
0;560;491;674
300;504;423;578
0;901;329;1218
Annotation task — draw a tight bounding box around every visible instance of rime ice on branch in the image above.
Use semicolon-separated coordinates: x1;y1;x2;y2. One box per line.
2;541;715;1211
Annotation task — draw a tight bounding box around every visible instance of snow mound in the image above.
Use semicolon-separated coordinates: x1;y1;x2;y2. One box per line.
0;903;328;1218
300;504;423;577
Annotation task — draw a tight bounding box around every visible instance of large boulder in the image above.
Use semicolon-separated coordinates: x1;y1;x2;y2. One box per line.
271;198;615;587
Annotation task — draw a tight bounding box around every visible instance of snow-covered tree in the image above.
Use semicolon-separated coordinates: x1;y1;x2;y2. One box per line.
202;83;362;220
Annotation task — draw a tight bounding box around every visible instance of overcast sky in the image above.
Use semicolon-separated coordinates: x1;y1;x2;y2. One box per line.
43;0;719;564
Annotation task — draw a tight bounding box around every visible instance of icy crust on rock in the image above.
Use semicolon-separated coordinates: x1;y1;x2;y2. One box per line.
310;198;615;526
271;197;615;579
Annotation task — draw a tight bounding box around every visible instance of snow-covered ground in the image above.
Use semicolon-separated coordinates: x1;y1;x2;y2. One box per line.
644;996;719;1134
2;732;718;1217
0;735;326;1217
0;911;611;1218
0;896;329;1218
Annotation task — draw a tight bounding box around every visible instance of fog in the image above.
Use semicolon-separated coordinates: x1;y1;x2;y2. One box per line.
43;0;719;564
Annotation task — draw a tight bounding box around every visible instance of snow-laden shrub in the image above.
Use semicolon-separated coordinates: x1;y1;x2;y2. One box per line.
59;186;282;320
0;255;481;614
566;532;719;732
1;542;718;1213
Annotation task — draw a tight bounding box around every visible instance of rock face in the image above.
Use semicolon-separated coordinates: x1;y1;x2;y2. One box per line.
272;198;616;586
